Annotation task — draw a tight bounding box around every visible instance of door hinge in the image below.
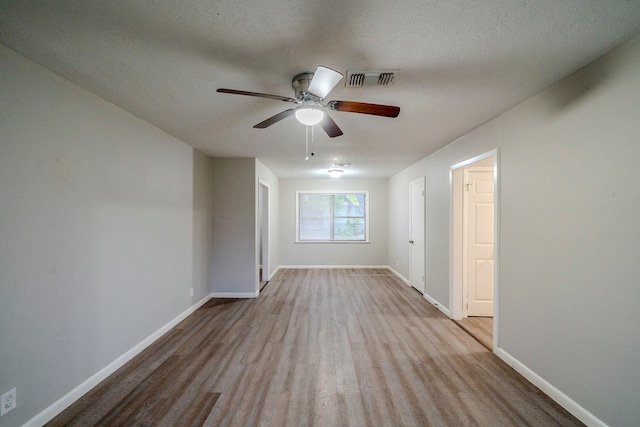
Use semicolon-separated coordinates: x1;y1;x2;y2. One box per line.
465;183;472;191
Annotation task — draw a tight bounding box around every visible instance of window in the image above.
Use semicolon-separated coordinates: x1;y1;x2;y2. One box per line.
297;191;369;242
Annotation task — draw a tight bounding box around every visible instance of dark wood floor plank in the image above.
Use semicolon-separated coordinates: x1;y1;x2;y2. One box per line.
46;268;583;427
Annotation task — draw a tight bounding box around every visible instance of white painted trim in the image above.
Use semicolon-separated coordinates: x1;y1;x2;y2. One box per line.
277;264;390;269
388;268;451;318
450;150;497;171
24;293;214;427
293;241;371;244
494;347;607;427
387;266;410;285
423;293;452;318
449;166;464;320
211;291;259;298
268;265;281;280
258;179;270;293
391;266;451;318
409;177;426;294
492;151;501;350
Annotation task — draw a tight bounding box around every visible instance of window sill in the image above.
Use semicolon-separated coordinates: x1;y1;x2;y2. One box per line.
295;240;370;244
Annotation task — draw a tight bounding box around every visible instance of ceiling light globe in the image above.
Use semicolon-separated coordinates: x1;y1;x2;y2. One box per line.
328;169;343;178
295;108;324;126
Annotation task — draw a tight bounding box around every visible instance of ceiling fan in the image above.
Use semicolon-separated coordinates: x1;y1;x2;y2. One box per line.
217;66;400;138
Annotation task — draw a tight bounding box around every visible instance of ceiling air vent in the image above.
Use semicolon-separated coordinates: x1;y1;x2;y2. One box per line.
345;70;398;87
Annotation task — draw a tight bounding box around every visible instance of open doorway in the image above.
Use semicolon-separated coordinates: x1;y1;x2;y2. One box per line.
450;150;498;350
409;177;426;294
259;180;270;292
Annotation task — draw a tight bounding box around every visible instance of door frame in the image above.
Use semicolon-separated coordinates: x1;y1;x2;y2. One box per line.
409;177;426;294
258;180;270;287
449;149;500;349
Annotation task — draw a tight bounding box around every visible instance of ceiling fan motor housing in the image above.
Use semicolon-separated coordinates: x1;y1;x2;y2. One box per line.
292;72;318;102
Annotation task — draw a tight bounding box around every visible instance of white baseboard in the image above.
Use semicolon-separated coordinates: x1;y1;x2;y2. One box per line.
423;293;452;318
387;267;410;285
277;264;390;269
494;347;606;427
386;267;452;318
24;293;213;427
211;291;259;298
268;266;280;280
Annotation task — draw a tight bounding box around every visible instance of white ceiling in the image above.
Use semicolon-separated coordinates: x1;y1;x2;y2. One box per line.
2;1;639;179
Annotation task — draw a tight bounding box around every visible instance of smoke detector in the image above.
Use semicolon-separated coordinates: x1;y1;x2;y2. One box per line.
345;70;398;87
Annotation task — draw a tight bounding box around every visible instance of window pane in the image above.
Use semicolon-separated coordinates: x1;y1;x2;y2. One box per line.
299;194;331;240
298;192;368;242
300;194;330;216
334;217;365;240
334;194;365;217
299;217;331;240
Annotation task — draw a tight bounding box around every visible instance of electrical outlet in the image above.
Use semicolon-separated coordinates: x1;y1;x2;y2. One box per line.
190;287;194;297
1;388;16;416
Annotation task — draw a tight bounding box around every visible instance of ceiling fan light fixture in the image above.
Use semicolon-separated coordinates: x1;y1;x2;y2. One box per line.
328;169;343;178
295;107;324;126
308;66;344;98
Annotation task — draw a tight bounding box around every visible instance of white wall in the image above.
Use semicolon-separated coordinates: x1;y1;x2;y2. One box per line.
279;178;388;266
0;45;216;427
388;35;640;426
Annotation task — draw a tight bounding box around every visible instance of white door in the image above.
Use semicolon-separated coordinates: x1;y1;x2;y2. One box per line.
464;168;494;316
410;178;425;294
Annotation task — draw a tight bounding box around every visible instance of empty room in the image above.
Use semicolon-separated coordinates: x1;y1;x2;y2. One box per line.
1;1;639;426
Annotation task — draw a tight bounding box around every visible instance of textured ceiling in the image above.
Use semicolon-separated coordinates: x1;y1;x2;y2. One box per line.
2;0;640;178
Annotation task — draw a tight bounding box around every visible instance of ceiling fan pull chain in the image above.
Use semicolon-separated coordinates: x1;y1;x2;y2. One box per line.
305;125;309;160
310;125;315;157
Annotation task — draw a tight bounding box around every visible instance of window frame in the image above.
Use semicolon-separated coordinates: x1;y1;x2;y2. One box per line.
295;191;370;243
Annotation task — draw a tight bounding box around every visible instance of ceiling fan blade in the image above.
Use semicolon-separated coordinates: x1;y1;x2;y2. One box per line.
253;108;297;128
328;100;400;118
319;114;343;138
307;66;343;99
217;88;296;103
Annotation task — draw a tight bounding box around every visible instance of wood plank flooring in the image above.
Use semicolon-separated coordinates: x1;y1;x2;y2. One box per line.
455;317;493;350
47;268;583;426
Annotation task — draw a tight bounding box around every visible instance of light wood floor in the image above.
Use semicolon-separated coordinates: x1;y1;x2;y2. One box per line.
47;268;583;426
455;317;493;350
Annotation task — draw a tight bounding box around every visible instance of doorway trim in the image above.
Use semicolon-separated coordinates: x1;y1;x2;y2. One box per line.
449;148;500;350
258;180;270;290
409;177;426;294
